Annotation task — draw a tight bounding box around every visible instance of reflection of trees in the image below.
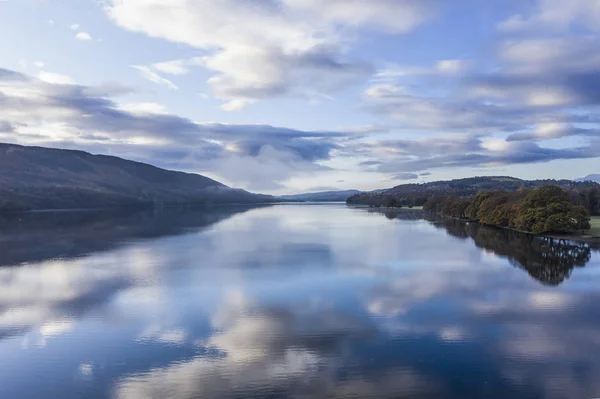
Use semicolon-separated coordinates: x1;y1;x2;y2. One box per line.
370;208;430;222
438;220;591;286
375;210;593;286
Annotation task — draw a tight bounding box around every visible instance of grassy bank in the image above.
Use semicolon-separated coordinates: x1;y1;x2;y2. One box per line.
590;216;600;237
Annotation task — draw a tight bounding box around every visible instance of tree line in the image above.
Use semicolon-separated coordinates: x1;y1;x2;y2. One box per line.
423;185;591;234
347;179;600;217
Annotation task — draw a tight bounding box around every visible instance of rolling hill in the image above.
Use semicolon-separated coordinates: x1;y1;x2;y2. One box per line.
0;143;277;211
347;176;600;207
577;174;600;183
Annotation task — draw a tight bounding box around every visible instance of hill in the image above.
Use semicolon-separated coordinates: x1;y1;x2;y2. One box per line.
280;190;361;202
0;143;277;211
577;174;600;183
347;176;600;213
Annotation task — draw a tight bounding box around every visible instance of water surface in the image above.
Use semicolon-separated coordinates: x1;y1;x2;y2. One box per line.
1;204;600;398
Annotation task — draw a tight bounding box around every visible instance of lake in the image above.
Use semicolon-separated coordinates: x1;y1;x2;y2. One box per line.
1;204;600;399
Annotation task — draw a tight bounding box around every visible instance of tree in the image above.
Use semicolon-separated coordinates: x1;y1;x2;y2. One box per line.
513;186;591;234
382;195;397;208
569;205;591;233
466;190;493;220
424;196;445;213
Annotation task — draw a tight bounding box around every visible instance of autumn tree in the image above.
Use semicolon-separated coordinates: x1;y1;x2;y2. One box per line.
513;186;591;234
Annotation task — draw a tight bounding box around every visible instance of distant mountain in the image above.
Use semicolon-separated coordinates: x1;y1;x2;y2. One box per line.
347;176;600;206
577;174;600;183
280;190;361;202
0;143;277;211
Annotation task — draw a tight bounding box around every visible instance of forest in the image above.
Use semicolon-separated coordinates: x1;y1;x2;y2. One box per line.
422;185;591;235
347;176;600;217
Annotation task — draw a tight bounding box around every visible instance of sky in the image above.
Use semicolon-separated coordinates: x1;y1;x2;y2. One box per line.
1;0;600;194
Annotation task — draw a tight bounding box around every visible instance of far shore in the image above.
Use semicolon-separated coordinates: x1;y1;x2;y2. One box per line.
350;204;600;246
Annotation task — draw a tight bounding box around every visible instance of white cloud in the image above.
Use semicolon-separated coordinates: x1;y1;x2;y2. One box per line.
70;24;81;30
499;0;600;32
372;59;468;83
130;65;178;90
119;102;169;115
436;59;467;74
76;32;92;41
37;71;76;85
151;58;203;76
32;61;45;68
105;0;443;108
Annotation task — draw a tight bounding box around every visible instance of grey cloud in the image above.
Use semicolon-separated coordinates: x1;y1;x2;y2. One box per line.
363;84;539;134
0;121;15;133
393;172;419;180
376;141;600;174
0;67;352;190
507;127;600;142
420;172;432;176
386;136;483;155
0;68;29;82
358;34;600;175
236;138;338;162
359;160;383;167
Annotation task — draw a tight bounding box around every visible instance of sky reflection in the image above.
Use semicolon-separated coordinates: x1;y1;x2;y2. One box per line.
0;205;599;398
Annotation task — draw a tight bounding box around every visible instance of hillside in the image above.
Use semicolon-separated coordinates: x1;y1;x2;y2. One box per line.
578;174;600;183
0;143;276;211
347;176;600;212
280;190;361;202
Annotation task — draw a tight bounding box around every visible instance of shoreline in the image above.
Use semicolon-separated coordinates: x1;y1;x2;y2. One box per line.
431;212;600;246
351;204;600;246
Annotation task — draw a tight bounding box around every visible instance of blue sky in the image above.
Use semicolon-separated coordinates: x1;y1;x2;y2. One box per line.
1;0;599;194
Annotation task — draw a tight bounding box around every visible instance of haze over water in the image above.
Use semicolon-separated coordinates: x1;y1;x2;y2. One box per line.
1;204;599;399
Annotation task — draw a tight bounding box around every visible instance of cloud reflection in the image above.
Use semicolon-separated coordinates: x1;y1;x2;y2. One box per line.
0;205;599;398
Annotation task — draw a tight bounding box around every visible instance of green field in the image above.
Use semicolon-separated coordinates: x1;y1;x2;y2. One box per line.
590;216;600;237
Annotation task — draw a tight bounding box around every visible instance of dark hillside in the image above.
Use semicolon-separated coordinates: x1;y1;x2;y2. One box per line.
0;143;275;211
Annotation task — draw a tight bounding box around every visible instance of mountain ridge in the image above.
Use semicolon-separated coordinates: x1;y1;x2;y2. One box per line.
0;142;277;211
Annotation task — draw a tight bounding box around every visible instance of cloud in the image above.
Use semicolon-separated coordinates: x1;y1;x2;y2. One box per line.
116;291;376;399
75;32;92;41
499;0;600;32
436;59;467;74
357;23;600;176
70;24;81;30
393;172;419;180
104;0;445;109
150;57;204;76
130;65;178;90
0;67;353;190
507;124;600;142
350;134;600;175
37;71;76;85
0;67;29;82
376;140;600;174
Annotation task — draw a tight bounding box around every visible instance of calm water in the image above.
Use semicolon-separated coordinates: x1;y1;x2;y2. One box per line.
1;204;600;399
